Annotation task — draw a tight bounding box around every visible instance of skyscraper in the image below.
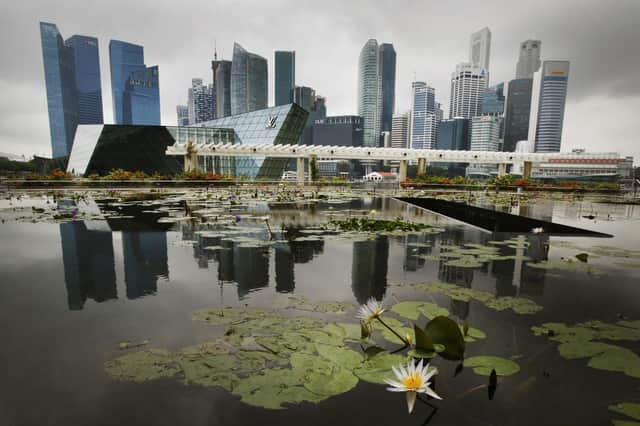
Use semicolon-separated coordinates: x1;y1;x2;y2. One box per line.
187;78;215;124
358;39;381;149
391;112;410;149
313;116;364;147
40;22;103;158
109;40;160;125
470;115;501;151
516;40;542;79
176;105;189;126
480;83;505;116
410;82;438;150
230;43;268;115
534;61;570;153
449;63;488;119
378;43;396;134
293;86;326;145
437;118;469;151
469;27;491;71
275;51;295;106
503;78;533;152
212;56;232;118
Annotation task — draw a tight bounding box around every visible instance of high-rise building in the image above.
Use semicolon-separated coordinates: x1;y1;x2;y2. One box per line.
469;27;491;71
516;40;542;79
275;51;295;106
534;61;570;153
230;42;267;115
313;115;364;147
378;43;396;134
437;118;469;151
40;22;103;158
481;83;505;116
176;105;189;126
391;112;410;149
358;39;382;149
449;63;488;119
212;56;232;118
187;78;215;124
503;78;533;152
293;86;326;145
109;40;160;125
410;82;438;150
470;115;501;151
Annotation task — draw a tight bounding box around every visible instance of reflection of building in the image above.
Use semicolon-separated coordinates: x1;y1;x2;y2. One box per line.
122;232;169;299
60;222;117;310
234;246;269;298
352;236;389;304
275;244;295;293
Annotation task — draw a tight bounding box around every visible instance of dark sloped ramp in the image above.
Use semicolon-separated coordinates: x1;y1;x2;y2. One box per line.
396;197;611;237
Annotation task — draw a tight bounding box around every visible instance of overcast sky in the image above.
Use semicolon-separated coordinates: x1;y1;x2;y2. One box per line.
0;0;638;162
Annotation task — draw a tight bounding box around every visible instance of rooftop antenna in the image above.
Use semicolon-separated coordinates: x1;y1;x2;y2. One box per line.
214;39;218;60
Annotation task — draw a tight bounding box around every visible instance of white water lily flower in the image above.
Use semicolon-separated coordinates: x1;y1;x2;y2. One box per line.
355;298;385;323
531;227;544;234
385;359;441;414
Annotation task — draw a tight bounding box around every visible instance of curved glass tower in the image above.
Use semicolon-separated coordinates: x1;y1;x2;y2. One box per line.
357;39;381;149
534;61;570;153
230;43;268;116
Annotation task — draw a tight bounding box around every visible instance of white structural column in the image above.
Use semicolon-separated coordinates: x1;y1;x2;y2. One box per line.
417;158;427;176
399;160;407;182
296;158;305;185
498;163;507;177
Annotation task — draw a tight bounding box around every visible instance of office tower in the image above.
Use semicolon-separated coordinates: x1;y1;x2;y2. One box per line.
176;105;189;126
470;115;501;151
293;86;326;145
391;112;410;149
109;40;160;125
449;63;488;119
516;40;542;79
187;78;215;124
503;78;533;151
378;43;396;134
358;39;381;149
275;51;295;106
313;116;364;147
469;27;491;71
481;83;505;116
230;42;267;115
212;55;232;118
437;118;470;151
40;22;103;158
411;82;437;150
534;61;570;152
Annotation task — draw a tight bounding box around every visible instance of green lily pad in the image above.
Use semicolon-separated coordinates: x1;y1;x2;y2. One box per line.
424;316;466;360
609;402;640;421
353;352;407;385
391;301;449;321
105;349;180;382
464;356;520;376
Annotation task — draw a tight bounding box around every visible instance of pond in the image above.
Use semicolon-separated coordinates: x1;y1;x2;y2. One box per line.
1;189;639;425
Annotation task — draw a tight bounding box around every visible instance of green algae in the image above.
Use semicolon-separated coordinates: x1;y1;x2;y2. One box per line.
464;356;520;377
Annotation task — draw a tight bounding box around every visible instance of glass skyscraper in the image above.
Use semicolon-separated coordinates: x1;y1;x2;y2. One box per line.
378;43;396;134
503;78;533;152
480;83;505;116
449;63;488;119
212;58;232;118
275;51;295;106
411;82;438;150
109;40;160;125
437;118;469;151
534;61;570;153
40;22;104;158
230;43;268;116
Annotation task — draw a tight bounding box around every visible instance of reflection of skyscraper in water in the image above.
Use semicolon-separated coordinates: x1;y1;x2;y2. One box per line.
234;246;269;298
521;235;549;296
403;234;432;272
60;222;117;310
122;231;168;299
275;244;295;293
218;239;235;282
352;236;389;304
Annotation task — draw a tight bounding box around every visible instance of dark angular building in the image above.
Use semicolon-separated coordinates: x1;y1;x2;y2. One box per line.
40;22;104;158
293;86;326;146
437;118;470;175
313;115;364;147
275;51;295;106
378;43;396;135
503;78;533;152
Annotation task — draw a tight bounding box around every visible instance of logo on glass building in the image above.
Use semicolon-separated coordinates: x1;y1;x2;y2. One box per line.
266;115;278;129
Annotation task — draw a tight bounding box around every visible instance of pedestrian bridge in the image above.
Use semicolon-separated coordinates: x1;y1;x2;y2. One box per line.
166;142;621;183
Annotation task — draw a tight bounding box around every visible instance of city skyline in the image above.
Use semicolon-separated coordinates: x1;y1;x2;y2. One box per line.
0;0;638;161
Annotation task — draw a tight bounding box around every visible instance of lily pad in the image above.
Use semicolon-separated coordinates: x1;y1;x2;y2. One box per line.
105;349;180;382
424;316;466;360
464;356;520;376
391;301;449;321
353;352;407;385
609;402;640;421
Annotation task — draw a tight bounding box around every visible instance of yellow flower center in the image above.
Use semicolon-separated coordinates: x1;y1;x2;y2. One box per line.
402;374;423;390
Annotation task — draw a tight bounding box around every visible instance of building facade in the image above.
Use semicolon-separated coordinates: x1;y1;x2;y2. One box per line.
293;86;326;146
313;115;364;147
437;118;469;151
109;40;160;125
378;43;396;134
503;78;534;152
176;105;189;126
470;115;501;151
449;63;488;119
358;39;382;149
275;51;295;106
40;22;104;158
534;61;570;153
410;82;438;150
391;112;410;149
187;78;215;124
515;40;542;79
212;59;232;118
230;43;268;115
480;82;505;116
469;27;491;71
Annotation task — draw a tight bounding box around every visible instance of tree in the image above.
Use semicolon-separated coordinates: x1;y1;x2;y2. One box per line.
309;156;319;182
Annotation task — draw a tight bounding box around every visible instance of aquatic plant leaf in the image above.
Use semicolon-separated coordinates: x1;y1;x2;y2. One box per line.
315;343;363;370
414;324;434;352
391;301;449;321
353;352;407;385
407;349;437;359
424;316;466;360
464;356;520;377
105;349;180;382
575;253;589;262
304;365;359;396
610;403;640;422
611;421;640;426
588;346;640;378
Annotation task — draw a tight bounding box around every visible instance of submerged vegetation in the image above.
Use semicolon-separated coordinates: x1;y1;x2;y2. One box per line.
328;217;438;233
